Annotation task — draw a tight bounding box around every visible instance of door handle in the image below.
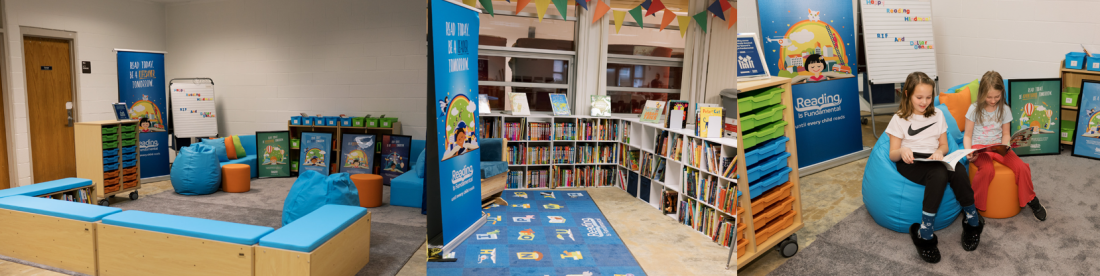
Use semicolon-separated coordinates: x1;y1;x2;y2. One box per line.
66;101;73;127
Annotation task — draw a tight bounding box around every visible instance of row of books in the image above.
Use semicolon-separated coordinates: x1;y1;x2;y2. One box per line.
552;146;576;164
577;119;619;140
527;122;552;141
507;144;551;165
620;147;641;171
679;197;737;248
506;171;525;189
654;130;671;157
670;134;685;161
40;189;91;204
684;167;725;208
715;186;738;215
685;139;728;176
506;169;552;189
577;143;618;164
662;190;679;215
720;156;738;179
551;166;615;188
554;123;576;140
639;153;666;182
498;121;525;141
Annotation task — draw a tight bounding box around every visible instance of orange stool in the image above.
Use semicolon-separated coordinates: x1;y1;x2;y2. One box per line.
350;174;383;208
221;164;251;193
968;161;1020;218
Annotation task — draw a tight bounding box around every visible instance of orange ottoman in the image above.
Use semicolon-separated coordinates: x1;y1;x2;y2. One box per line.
221;164;251;193
351;174;383;208
968;161;1021;218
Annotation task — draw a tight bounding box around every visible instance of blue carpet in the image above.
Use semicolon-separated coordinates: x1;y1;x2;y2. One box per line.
427;190;647;276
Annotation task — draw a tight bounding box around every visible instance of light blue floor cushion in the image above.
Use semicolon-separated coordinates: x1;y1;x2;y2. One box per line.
260;204;368;252
0;195;121;222
0;178;92;198
101;210;274;245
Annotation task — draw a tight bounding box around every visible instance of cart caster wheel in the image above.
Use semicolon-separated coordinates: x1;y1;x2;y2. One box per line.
777;235;799;258
129;191;139;200
861;118;869;125
98;199;110;206
109;195;115;198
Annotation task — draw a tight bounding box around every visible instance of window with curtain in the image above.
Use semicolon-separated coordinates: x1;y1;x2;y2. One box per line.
604;0;688;114
476;2;577;112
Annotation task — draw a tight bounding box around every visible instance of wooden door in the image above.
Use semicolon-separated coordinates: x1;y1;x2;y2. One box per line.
23;37;77;183
0;58;9;190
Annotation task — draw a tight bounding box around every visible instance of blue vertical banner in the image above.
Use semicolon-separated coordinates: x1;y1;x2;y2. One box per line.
758;0;864;167
117;51;170;178
427;0;484;250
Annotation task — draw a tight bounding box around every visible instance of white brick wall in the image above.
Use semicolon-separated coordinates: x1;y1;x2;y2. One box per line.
165;0;428;140
4;0;166;187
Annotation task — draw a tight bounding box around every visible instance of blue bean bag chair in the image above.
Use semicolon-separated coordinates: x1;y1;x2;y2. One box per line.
862;105;969;233
282;171;360;226
170;143;222;196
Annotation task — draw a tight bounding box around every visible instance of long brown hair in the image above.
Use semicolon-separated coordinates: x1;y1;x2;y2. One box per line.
897;72;937;119
974;71;1006;126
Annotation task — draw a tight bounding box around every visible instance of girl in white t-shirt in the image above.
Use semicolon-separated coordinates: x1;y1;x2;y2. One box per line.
886;72;982;264
963;71;1046;222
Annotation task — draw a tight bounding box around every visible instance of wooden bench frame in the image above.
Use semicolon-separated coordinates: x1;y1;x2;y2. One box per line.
96;223;256;276
0;209;100;275
255;212;372;276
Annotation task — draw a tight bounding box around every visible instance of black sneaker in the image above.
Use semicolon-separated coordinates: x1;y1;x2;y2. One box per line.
1028;198;1047;222
909;223;940;263
961;212;984;251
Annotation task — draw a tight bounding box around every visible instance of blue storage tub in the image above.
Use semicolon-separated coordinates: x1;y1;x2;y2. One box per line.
1066;52;1086;70
103;149;119;157
745;136;789;167
749;166;792;200
291;116;303;125
340;117;354;127
103;156;119;165
746;152;791;182
122;145;137;154
122;152;137;161
325;116;339;126
123;160;137;168
1088;54;1100;72
104;163;120;172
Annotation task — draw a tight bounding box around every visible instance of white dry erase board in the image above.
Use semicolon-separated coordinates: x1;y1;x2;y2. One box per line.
859;0;937;84
169;80;218;138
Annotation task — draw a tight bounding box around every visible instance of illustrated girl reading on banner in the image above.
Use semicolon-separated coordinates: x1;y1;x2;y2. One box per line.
764;8;857;84
442;94;480;161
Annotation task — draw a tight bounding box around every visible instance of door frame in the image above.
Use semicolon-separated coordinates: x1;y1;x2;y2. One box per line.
0;27;14;188
19;26;82;184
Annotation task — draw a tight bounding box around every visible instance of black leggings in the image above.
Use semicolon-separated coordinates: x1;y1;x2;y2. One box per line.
895;152;975;214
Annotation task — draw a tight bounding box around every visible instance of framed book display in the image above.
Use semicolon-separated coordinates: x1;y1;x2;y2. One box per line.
256;131;291;178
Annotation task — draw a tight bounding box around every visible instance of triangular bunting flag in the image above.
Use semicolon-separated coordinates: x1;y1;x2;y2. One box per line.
628;6;644;29
660;10;676;31
463;0;477;7
591;1;611;24
728;8;737;29
677;16;690;37
479;0;495;16
708;0;726;21
646;0;666;17
614;10;627;33
516;0;531;14
535;0;552;22
641;0;651;10
552;0;568;18
719;0;731;11
576;0;588;10
693;11;708;33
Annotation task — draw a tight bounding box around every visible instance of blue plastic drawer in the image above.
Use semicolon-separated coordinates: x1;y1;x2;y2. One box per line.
746;152;791;182
749;166;792;200
122;152;137;161
121;146;137;154
104;163;119;172
122;160;137;168
103;156;119;164
103;149;119;157
745;136;789;167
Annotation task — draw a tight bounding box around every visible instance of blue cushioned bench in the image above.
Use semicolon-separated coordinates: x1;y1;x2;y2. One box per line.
0;195;120;275
0;178;93;198
96;211;275;275
256;205;372;276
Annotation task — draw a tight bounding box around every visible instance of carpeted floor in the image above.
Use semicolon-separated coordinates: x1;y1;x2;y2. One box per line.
769;151;1100;275
0;177;426;276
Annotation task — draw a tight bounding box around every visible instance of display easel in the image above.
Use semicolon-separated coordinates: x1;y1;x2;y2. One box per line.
167;78;217;154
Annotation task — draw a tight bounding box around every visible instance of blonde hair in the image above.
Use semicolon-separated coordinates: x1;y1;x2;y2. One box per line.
897;72;937;119
975;71;1006;126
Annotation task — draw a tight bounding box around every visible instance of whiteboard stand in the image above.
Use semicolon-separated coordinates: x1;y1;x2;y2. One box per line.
168;78;218;154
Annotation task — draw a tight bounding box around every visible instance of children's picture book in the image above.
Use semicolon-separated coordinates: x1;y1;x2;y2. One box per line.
665;100;690;129
380;135;413;186
256;131;291;178
696;107;724;138
590;95;612;117
339;133;376;175
299;132;333;176
479;94;491;114
663;190;679;215
509;93;531;115
548;93;570;116
914;128;1034;171
639;100;667;124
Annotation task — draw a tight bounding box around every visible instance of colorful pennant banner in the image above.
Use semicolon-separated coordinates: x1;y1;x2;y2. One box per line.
628;6;644;29
613;10;627;33
576;0;588;10
516;0;531;14
535;0;551;21
552;0;568;17
708;0;726;21
592;0;611;23
660;10;676;31
646;0;665;17
677;15;690;37
479;0;494;16
692;11;708;33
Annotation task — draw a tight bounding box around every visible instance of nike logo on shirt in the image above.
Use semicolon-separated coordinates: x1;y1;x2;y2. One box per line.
908;123;934;136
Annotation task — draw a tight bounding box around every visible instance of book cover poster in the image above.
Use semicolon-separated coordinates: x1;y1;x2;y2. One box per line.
591;95;612;117
381;135;413;185
299;132;332;176
256;131;291;178
479;94;491;114
666;100;690;129
340;133;376;175
549;93;570;116
1073;80;1100;159
1008;79;1061;156
639;100;667;124
510;92;531;115
698;107;724;137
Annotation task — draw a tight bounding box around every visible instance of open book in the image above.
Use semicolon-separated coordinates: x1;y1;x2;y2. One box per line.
914;127;1036;171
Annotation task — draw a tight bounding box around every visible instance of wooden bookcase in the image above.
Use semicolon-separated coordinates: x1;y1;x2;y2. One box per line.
1058;61;1100;146
287;121;402;175
75;120;142;206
